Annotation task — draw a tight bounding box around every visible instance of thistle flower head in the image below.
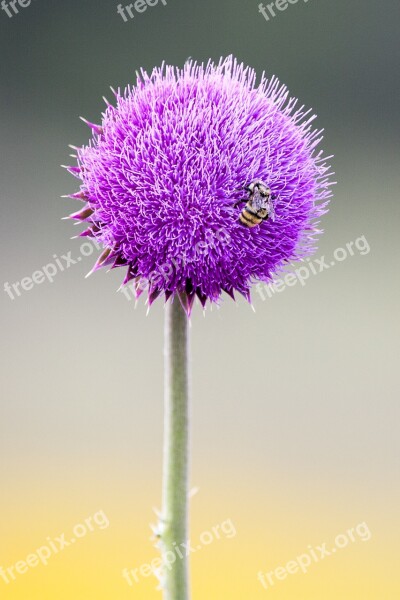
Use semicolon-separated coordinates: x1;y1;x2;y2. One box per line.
64;56;333;313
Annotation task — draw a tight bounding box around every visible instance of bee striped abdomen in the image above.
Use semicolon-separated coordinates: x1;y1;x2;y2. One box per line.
239;206;262;227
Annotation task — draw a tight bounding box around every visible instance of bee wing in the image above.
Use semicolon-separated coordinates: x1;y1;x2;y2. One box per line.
268;198;276;221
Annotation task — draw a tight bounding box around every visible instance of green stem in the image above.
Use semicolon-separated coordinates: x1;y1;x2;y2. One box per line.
161;298;190;600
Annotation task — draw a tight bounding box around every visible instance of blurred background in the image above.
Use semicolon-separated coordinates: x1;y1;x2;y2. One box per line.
0;0;399;598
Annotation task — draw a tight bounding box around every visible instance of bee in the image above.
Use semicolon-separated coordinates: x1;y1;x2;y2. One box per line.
234;180;276;228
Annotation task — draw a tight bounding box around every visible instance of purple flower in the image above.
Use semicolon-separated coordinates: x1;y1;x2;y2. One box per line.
64;56;333;313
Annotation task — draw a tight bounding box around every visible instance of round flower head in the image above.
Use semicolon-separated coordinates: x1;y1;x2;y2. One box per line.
64;56;333;314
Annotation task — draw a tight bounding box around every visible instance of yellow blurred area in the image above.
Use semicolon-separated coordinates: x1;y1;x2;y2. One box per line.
1;470;398;600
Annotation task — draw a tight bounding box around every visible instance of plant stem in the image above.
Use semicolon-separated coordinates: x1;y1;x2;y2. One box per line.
161;298;190;600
